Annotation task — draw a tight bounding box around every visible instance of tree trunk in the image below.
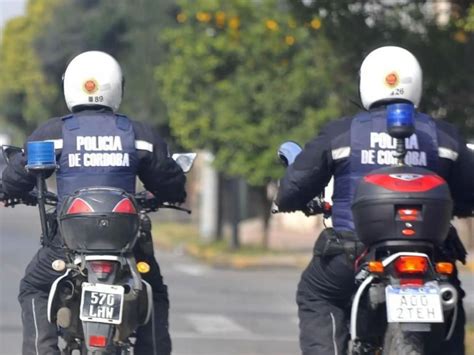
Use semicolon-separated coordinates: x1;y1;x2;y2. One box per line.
230;178;241;249
259;186;273;250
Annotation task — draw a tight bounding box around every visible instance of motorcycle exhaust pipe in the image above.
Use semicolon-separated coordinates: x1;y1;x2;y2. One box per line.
439;283;458;311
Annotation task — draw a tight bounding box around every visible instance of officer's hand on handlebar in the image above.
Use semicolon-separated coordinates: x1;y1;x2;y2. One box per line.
300;198;331;217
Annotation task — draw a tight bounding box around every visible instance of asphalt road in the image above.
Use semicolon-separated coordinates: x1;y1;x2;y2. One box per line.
0;205;473;355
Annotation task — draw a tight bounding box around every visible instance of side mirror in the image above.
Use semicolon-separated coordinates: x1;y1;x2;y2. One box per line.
2;145;23;165
277;141;302;167
172;153;197;173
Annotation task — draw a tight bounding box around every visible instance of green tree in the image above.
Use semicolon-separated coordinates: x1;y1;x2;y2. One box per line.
158;0;342;185
289;0;474;136
157;0;344;247
0;0;62;134
34;0;177;135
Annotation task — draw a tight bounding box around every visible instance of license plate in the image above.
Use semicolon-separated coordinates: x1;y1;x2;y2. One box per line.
386;285;443;323
80;283;124;324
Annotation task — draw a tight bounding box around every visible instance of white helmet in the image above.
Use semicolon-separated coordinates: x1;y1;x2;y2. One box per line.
359;46;422;110
63;51;123;112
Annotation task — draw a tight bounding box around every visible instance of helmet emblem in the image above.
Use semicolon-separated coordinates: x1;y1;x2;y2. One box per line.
385;72;399;88
83;79;98;94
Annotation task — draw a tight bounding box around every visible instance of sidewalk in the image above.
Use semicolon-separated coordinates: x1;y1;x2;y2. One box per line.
154;215;474;271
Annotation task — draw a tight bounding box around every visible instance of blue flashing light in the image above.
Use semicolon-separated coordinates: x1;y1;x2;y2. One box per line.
387;103;415;130
27;141;56;169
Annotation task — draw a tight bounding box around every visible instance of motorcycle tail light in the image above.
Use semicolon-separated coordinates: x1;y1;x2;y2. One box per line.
400;278;424;286
394;256;428;275
436;262;454;275
89;261;115;279
66;198;94;214
112;198;137;214
397;208;420;221
89;335;107;347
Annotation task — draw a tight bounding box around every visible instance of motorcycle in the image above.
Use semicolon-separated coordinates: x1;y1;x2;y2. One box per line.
0;143;196;354
275;103;470;354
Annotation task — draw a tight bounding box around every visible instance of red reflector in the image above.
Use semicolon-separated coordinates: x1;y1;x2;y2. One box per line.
112;198;137;214
89;261;114;274
66;198;94;214
400;278;424;286
89;335;107;347
402;229;416;236
394;256;428;274
398;208;419;221
364;174;445;192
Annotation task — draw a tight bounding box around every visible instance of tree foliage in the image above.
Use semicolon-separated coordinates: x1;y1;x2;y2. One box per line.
0;0;62;134
1;0;177;136
158;0;343;186
289;0;474;137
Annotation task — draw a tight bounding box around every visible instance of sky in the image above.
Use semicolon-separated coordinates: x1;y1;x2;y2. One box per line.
0;0;26;30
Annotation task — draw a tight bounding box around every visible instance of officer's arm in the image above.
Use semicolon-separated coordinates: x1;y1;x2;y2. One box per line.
2;119;62;195
136;125;186;204
450;139;474;215
275;127;333;212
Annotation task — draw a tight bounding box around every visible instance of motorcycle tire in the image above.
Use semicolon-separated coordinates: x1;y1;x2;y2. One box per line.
382;323;424;355
78;346;131;355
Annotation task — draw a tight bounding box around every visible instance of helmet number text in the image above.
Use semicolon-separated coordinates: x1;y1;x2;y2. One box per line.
88;96;104;103
390;88;405;96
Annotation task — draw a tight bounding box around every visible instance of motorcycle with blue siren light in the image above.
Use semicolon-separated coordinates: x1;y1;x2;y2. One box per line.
276;103;463;354
1;142;196;354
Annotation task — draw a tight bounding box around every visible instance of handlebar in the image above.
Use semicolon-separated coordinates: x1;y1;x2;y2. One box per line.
134;190;191;214
0;189;191;215
304;198;332;218
0;190;57;208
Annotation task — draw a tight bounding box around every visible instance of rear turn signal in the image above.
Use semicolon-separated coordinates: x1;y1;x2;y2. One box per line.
137;261;150;274
89;335;107;347
394;256;428;274
368;261;384;273
436;262;454;275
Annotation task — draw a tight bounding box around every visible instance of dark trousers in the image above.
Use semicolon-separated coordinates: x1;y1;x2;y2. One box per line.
296;253;466;355
19;244;171;355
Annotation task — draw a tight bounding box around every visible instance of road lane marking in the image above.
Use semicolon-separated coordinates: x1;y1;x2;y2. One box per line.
171;331;296;342
185;314;248;334
174;264;209;276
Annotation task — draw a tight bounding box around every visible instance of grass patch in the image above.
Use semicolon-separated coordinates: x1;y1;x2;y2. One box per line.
152;222;311;268
467;324;474;355
153;222;201;248
152;222;301;256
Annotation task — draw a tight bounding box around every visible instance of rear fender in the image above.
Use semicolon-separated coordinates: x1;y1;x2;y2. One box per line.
47;269;72;323
141;280;153;325
350;252;433;341
83;321;115;352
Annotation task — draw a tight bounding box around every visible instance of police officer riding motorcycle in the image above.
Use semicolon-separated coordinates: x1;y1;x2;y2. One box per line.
1;51;186;355
275;46;474;355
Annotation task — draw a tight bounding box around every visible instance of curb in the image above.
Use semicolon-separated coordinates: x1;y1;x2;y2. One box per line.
184;244;311;269
154;238;311;269
155;239;474;272
459;261;474;273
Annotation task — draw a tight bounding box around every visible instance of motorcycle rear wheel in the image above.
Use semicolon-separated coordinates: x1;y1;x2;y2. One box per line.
78;343;131;355
382;323;424;355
